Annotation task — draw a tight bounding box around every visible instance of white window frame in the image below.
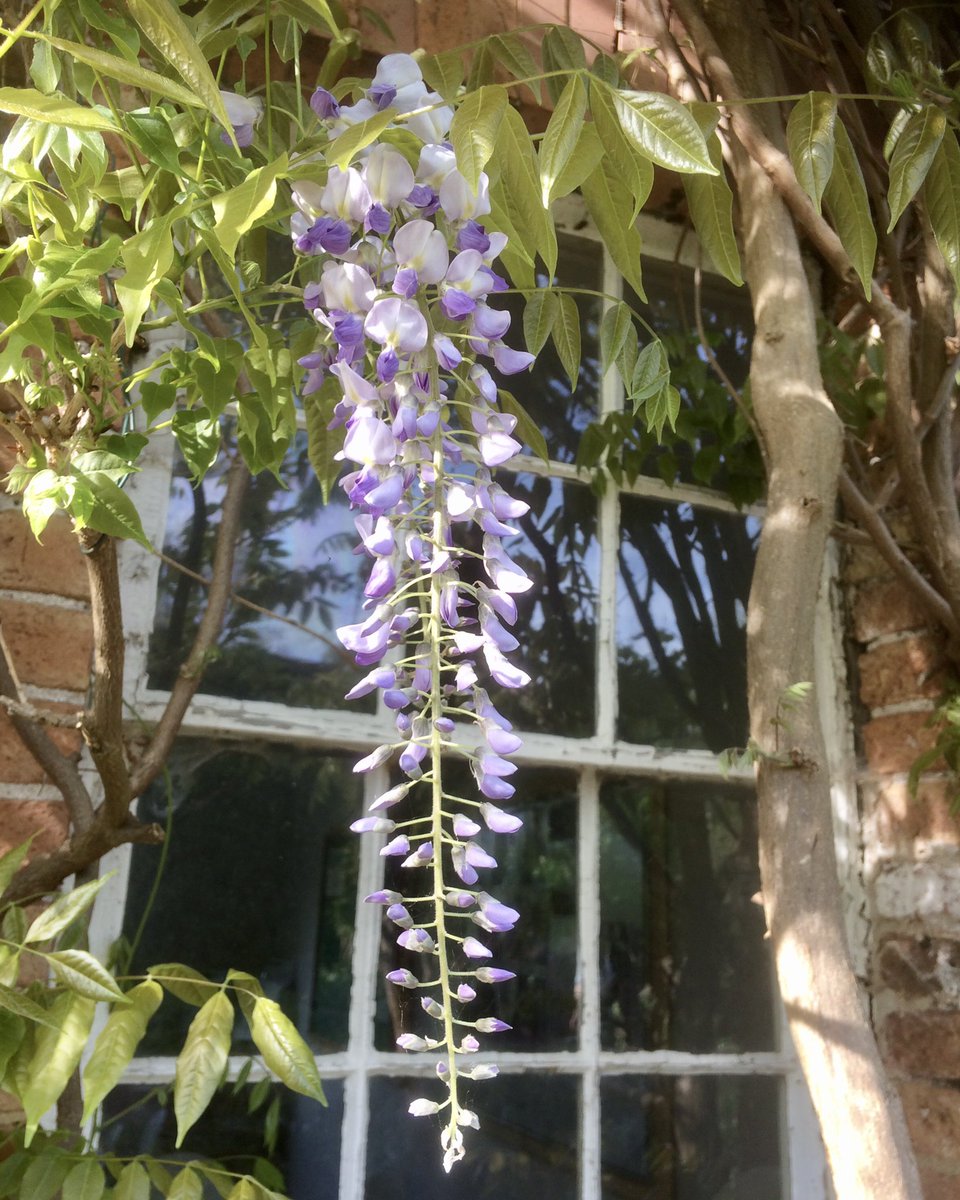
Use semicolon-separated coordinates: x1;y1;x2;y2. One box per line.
88;202;832;1200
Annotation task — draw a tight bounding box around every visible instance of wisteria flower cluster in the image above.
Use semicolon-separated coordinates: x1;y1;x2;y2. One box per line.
293;55;536;1171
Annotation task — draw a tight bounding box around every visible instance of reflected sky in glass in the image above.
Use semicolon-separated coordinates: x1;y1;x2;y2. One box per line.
123;741;360;1055
599;777;774;1054
617;498;757;752
150;432;367;710
601;1075;782;1200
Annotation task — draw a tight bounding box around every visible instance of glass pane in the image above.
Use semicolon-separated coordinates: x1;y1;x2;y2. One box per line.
617;498;757;751
100;1081;343;1199
149;432;368;710
122;741;360;1054
366;1075;578;1199
493;474;598;737
599;778;774;1053
601;1075;783;1200
495;233;603;464
376;768;579;1053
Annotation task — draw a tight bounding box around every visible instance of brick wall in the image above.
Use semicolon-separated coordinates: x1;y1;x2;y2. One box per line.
847;535;960;1200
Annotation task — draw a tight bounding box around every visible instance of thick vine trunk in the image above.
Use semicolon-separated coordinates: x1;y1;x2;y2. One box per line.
691;2;924;1194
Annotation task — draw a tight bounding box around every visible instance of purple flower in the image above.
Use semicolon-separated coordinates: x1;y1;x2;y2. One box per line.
475;967;516;983
398;928;435;953
381;835;411;857
386;968;419;988
481;803;523;833
462;937;492;959
474;893;519;932
350;817;396;833
310;87;340;119
475;1018;511;1033
457;983;477;1002
387;904;414;928
365;890;402;905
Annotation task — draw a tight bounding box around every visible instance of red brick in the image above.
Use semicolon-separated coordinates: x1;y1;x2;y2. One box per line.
0;510;89;600
0;600;92;692
870;779;960;854
416;0;509;52
352;0;417;53
884;1011;960;1079
0;799;68;858
853;579;930;642
0;707;82;786
900;1080;960;1163
919;1168;960;1200
859;635;946;711
878;936;960;1000
862;711;941;775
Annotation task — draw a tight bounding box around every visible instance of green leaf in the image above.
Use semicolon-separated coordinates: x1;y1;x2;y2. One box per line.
0;1009;24;1081
581;157;646;301
588;80;653;219
496;105;557;276
21;992;95;1144
48;951;128;1004
539;74;587;207
19;1153;70;1200
419;49;464;102
24;877;111;945
599;302;633;378
0;87;116;131
212;155;288;261
116;213;176;347
682;132;743;286
552;292;581;388
549;121;604;201
924;131;960;296
62;1160;104;1200
124;111;182;174
449;85;508;193
522;291;559;356
605;84;716;175
114;1163;151;1200
644;383;682;440
786;92;837;212
278;0;341;36
42;36;205;108
0;838;34;896
591;52;621;88
0;984;56;1029
541;26;586;106
30;42;59;95
489;33;540;104
631;340;671;406
304;377;342;504
76;471;152;548
168;1168;203;1200
326;111;395;171
498;389;548;465
247;997;325;1103
171;411;222;481
824;118;877;299
149;963;217;1007
174;991;234;1147
122;0;234;135
82;981;163;1122
887;105;946;230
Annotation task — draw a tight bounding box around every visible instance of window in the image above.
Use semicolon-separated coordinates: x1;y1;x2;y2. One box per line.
93;205;827;1199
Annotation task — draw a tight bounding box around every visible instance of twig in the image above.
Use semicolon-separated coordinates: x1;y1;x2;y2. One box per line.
0;694;81;728
917;352;960;441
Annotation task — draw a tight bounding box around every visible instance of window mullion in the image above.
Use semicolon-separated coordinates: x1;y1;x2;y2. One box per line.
578;770;601;1200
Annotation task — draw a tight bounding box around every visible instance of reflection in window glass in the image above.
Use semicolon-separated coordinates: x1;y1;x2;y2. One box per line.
376;767;578;1053
122;742;360;1054
599;778;774;1054
366;1076;579;1200
149;433;367;710
495;474;598;737
601;1075;782;1200
617;498;757;751
100;1081;343;1199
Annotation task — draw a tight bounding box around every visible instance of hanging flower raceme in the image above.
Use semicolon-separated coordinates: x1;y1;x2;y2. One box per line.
295;53;536;1173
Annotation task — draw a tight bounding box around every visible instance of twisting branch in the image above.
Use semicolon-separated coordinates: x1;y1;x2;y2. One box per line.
129;453;249;797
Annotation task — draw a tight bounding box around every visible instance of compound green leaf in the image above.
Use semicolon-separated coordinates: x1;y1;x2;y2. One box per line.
599;302;633;377
326;111;394;171
248;997;325;1103
123;0;232;134
682;132;742;285
0;87;116;131
542;26;586;106
171;411;221;482
116;212;176;347
82;981;163;1122
42;37;204;108
588;80;653;220
549;121;604;201
61;1160;104;1200
21;992;95;1144
168;1168;203;1200
522;291;559;357
149;963;217;1007
0;1009;24;1081
924;130;960;295
0;984;56;1029
114;1162;151;1200
449;85;508;193
48;950;128;1005
280;0;341;36
419;49;463;102
631;340;671;406
539;74;587;207
786;91;837;212
0;838;34;896
19;1152;70;1200
644;383;682;440
552;292;581;389
497;105;556;276
824;118;876;298
174;991;234;1147
304;377;342;504
581;157;646;301
489;33;540;104
24;877;111;945
887;105;946;230
212;155;287;261
605;84;716;175
75;471;151;548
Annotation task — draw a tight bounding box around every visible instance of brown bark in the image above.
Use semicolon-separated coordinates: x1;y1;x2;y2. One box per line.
664;0;924;1194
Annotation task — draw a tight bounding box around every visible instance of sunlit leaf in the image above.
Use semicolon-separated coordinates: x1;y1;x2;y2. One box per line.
786;92;837;212
0;87;116;131
174;991;234;1147
149;962;218;1007
42;36;204;108
82;981;163;1122
420;49;463;102
0;838;34;896
539;74;586;207
168;1168;204;1200
683;131;743;286
496;106;557;276
581;157;646;301
549;122;604;201
0;983;56;1028
212;155;288;260
588;80;653;219
603;84;716;175
326;111;394;171
522;291;559;357
24;877;111;944
20;1152;70;1200
48;950;128;1004
542;26;586;106
61;1159;105;1200
924;131;960;295
887;105;946;230
247;997;325;1103
116;212;176;347
488;32;540;104
449;85;508;193
114;1162;151;1200
21;992;95;1144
